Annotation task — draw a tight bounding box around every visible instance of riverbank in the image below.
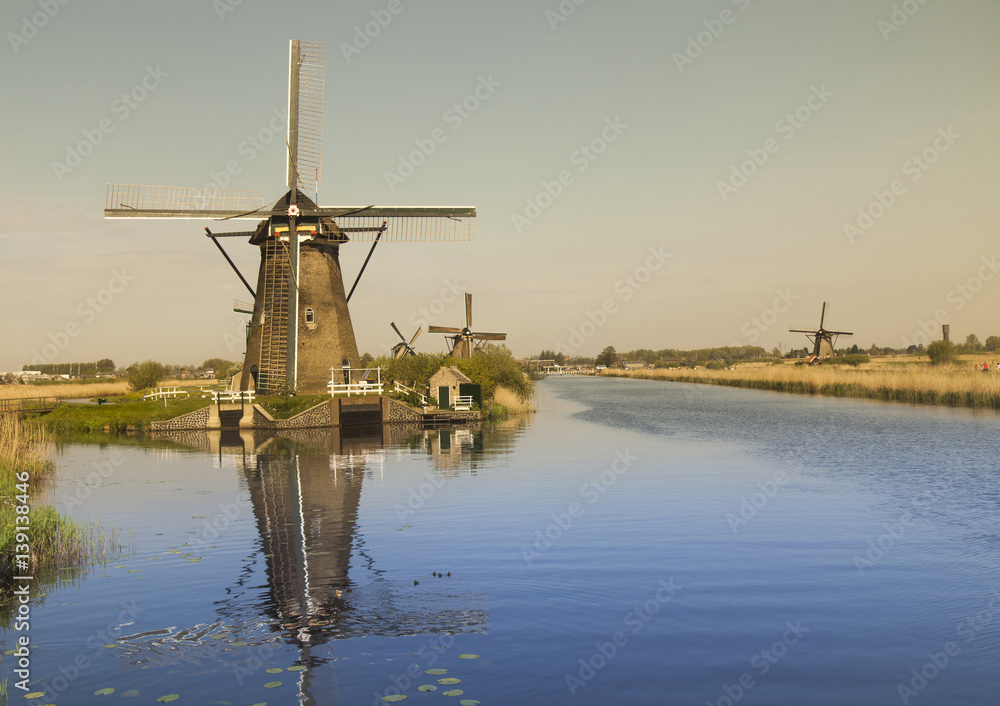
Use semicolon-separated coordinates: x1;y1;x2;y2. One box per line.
605;362;1000;410
0;416;121;604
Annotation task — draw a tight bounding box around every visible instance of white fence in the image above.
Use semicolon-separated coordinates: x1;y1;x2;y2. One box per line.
393;380;427;405
144;385;229;401
212;390;255;404
328;367;383;397
454;395;474;411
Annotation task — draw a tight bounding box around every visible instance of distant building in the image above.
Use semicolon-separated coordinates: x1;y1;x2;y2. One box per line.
623;361;646;370
429;366;472;407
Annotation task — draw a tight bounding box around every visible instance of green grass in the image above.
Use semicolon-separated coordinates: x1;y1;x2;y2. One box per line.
256;395;330;419
33;396;212;434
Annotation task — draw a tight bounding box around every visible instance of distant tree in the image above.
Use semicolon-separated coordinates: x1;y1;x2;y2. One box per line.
360;352;375;368
127;360;165;391
96;358;116;373
2;373;15;385
770;347;782;358
927;340;958;366
963;334;983;352
984;335;1000;352
456;344;533;400
595;346;618;367
868;344;881;356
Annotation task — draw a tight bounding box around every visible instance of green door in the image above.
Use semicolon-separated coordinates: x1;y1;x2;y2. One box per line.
438;386;450;408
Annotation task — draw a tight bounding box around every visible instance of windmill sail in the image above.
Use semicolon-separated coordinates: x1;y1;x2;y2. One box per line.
287;40;324;194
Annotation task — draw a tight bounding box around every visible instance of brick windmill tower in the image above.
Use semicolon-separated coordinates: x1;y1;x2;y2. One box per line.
105;40;475;394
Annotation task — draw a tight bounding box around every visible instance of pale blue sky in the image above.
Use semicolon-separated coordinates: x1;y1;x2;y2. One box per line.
2;0;998;370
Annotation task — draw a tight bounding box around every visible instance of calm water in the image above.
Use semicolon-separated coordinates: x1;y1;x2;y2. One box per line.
4;377;1000;705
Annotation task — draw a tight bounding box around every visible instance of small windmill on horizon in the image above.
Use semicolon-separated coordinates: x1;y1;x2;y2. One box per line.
429;293;506;359
789;302;853;363
104;40;476;395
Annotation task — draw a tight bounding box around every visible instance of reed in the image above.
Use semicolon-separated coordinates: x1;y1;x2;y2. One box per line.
608;362;1000;409
0;416;125;601
486;385;535;419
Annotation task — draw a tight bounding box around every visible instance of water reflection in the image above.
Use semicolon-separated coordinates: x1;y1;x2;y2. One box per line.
137;418;530;693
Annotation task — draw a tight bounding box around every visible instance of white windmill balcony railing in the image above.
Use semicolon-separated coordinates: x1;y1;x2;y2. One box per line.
393;381;427;405
329;367;383;397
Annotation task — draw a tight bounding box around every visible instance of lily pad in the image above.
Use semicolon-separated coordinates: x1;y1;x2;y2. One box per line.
437;678;461;685
382;697;407;703
229;641;248;647
95;688;115;695
418;685;437;692
425;668;448;675
121;691;140;698
287;665;306;672
266;667;283;673
459;700;481;706
156;695;180;703
264;681;281;688
457;654;480;660
23;693;46;700
442;690;464;697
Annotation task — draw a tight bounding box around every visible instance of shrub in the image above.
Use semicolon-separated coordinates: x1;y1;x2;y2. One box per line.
126;360;165;391
927;340;958;366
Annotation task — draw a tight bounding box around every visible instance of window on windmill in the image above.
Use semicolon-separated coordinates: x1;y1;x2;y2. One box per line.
305;308;315;324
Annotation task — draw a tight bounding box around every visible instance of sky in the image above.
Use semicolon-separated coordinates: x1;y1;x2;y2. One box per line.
2;0;999;371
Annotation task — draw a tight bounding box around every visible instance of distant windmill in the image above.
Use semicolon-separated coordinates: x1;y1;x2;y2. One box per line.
429;293;506;359
390;323;422;359
789;302;853;363
104;40;475;395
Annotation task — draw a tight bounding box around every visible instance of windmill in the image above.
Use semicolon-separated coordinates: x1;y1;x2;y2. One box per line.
429;293;507;359
390;322;422;359
789;302;853;363
104;40;475;395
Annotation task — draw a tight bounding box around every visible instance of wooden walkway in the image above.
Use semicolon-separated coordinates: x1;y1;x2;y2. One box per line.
0;397;61;415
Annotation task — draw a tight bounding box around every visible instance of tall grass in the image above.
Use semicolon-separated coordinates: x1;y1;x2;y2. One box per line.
609;362;1000;409
0;416;125;604
0;378;217;401
484;385;535;419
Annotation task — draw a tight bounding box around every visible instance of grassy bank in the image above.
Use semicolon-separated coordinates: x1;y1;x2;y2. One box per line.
36;396;211;434
481;385;535;420
0;416;122;605
606;362;1000;409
